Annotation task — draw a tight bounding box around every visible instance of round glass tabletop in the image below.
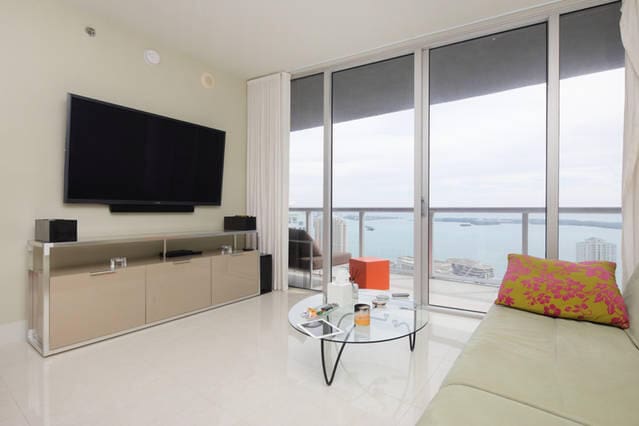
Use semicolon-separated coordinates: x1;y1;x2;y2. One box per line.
288;290;429;344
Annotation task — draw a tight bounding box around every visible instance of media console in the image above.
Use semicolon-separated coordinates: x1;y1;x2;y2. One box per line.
27;230;259;356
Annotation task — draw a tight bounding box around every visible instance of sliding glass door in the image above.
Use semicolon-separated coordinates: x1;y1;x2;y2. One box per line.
289;74;324;289
331;55;415;294
425;2;624;312
288;2;626;310
558;2;624;285
428;24;548;312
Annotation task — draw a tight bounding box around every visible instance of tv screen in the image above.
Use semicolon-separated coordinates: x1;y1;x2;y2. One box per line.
64;94;225;206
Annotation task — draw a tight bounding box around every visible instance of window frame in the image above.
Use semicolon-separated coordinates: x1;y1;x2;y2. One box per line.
289;0;622;313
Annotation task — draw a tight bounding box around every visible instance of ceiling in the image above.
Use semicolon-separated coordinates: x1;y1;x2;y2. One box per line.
61;0;561;79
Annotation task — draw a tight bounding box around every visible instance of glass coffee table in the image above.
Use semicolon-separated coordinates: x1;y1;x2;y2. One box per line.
288;290;429;385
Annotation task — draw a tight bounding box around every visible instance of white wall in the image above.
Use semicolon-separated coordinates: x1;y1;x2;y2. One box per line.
0;0;247;325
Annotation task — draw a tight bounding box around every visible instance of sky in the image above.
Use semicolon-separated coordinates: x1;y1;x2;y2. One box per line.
289;68;624;209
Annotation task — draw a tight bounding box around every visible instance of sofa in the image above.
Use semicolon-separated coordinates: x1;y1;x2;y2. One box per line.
418;267;639;425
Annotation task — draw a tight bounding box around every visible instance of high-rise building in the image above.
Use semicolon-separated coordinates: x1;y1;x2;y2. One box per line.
312;216;348;253
576;237;616;262
332;217;348;253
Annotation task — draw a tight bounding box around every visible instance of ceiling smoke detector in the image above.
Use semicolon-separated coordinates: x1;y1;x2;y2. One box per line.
143;49;161;65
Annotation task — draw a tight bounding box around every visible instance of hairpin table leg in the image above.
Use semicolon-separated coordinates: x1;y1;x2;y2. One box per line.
409;332;416;352
321;339;348;386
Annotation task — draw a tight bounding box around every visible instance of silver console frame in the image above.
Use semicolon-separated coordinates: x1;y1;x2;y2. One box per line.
27;229;258;356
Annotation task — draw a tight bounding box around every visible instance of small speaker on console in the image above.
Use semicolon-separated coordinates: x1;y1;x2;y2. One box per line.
35;219;77;243
224;216;256;231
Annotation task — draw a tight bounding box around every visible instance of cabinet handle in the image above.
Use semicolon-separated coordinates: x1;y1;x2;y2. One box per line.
173;260;191;265
89;270;116;276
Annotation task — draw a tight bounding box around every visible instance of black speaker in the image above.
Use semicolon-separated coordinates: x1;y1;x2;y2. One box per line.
224;216;256;231
260;254;272;294
35;219;77;243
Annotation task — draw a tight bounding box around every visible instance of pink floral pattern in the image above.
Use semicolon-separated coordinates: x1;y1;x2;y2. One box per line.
495;254;629;329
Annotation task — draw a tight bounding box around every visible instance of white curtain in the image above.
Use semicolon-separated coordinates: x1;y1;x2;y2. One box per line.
247;73;291;291
621;0;639;285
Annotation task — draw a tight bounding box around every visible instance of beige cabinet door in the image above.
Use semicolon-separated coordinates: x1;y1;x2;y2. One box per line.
211;251;259;305
50;266;146;349
146;257;212;323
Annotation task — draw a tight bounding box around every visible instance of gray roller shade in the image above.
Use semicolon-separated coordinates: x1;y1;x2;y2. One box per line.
430;2;622;105
332;54;414;125
430;23;547;105
291;55;414;131
291;74;323;132
291;2;623;131
560;1;623;79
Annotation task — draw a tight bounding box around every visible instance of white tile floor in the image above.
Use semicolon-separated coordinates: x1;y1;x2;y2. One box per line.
0;290;480;426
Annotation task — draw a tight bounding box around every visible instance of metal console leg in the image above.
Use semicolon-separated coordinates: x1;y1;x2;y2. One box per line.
321;339;349;386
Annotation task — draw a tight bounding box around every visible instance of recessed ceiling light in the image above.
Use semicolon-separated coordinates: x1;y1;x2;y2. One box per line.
143;49;161;65
201;72;215;89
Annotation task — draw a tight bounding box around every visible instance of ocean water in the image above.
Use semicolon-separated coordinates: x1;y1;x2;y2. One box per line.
289;211;623;283
333;212;623;283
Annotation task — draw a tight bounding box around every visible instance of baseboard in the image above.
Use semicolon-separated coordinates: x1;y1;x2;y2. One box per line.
0;320;26;345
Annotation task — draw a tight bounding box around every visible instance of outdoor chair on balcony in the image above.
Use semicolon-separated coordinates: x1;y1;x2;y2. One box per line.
288;228;352;289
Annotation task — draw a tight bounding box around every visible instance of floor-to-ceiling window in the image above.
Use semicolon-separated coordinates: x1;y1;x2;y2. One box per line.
558;2;624;285
331;55;415;294
288;1;625;309
289;74;324;289
428;24;548;312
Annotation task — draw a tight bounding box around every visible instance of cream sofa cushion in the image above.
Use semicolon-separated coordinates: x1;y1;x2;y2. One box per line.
427;305;639;425
418;384;580;426
623;265;639;348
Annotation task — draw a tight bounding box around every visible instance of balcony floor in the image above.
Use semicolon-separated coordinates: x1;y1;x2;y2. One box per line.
288;266;497;312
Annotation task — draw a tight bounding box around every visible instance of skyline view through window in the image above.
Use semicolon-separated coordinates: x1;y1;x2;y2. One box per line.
288;3;625;310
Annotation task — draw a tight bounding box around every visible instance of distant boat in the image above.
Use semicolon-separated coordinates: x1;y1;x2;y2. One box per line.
365;225;375;231
460;223;472;227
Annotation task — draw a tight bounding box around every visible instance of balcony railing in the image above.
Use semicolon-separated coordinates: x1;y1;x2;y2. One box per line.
290;207;413;258
289;206;621;286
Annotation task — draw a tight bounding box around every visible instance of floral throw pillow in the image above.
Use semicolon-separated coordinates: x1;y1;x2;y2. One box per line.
495;254;629;329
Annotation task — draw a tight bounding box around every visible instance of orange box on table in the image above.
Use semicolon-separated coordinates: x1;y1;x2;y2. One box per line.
349;257;390;290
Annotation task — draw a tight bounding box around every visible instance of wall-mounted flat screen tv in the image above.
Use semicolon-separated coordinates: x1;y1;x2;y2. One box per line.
64;94;226;208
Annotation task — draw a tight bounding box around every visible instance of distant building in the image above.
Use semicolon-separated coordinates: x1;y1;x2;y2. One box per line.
288;212;305;229
313;216;348;253
576;237;616;262
448;258;495;280
430;258;495;282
